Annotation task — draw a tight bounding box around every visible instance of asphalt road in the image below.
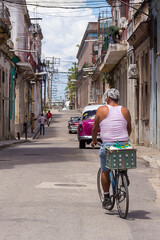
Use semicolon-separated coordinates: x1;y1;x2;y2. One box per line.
0;110;160;240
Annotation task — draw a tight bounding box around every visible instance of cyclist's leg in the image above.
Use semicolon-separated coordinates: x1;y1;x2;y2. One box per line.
99;143;111;206
99;145;110;188
101;171;110;192
97;168;115;211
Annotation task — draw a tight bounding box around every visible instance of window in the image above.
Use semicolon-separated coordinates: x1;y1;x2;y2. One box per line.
83;110;97;120
120;0;129;19
141;51;150;121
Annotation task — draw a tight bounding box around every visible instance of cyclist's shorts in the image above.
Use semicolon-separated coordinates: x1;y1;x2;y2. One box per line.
99;141;130;172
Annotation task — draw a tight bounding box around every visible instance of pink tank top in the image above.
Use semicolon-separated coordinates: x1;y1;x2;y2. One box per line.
99;105;128;142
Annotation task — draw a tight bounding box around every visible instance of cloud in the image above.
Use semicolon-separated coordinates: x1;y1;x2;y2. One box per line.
27;0;97;99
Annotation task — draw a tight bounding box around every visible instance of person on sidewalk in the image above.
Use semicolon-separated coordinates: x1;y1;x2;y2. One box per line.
46;110;52;126
38;113;46;135
91;88;132;208
30;113;37;133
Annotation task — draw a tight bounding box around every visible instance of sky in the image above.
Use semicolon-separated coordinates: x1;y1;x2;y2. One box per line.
26;0;110;101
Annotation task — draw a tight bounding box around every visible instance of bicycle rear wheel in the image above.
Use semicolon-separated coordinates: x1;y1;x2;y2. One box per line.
97;168;115;211
116;171;129;219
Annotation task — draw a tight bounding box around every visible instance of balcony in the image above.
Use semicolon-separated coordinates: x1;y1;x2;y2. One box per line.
0;4;11;45
127;1;150;48
127;20;150;48
99;43;127;73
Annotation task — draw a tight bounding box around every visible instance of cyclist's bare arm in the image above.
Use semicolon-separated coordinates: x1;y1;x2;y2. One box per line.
121;107;132;136
91;111;100;147
91;106;109;147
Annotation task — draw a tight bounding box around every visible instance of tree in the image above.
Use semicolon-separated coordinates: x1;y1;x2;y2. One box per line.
65;62;78;109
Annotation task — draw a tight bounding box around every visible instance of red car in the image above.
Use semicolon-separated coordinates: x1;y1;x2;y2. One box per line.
77;105;102;148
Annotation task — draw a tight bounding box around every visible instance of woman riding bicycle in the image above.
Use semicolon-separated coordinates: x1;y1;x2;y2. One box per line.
91;88;132;208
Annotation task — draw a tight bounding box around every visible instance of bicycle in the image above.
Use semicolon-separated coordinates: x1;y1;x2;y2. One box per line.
97;144;136;219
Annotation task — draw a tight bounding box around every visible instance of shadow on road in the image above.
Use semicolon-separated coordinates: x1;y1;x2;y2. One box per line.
104;210;152;220
0;147;88;170
127;210;152;220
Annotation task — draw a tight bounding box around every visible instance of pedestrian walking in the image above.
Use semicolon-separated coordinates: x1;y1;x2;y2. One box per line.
46;110;52;126
38;113;46;135
30;113;37;133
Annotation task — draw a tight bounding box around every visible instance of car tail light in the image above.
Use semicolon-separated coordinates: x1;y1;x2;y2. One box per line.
79;125;83;132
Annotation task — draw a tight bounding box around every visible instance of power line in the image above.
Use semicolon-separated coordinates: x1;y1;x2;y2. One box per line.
5;0;110;9
30;11;102;18
27;0;108;5
117;0;149;17
27;1;107;3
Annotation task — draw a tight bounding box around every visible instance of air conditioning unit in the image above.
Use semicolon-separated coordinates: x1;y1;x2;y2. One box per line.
128;64;138;79
120;17;128;29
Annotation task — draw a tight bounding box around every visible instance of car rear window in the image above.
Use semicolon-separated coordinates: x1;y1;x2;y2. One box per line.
83;110;97;120
71;117;81;122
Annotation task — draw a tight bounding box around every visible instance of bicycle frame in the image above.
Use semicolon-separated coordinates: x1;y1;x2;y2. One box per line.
110;170;118;199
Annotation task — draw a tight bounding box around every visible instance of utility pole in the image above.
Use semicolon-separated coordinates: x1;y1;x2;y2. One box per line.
46;57;54;109
44;75;46;113
50;57;54;109
74;62;78;110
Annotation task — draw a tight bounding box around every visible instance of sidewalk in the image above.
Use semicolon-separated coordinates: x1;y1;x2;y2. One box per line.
0;119;40;149
135;145;160;171
134;145;160;202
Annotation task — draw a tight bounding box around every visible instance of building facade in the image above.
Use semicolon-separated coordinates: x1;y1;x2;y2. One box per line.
76;22;99;109
104;0;160;149
150;0;160;149
0;0;43;140
0;3;17;140
6;0;43;136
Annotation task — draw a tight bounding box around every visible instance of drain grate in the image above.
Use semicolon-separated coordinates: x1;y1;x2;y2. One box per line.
36;182;88;189
24;154;42;156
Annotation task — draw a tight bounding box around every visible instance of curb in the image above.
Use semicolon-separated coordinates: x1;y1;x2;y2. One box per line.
0;139;29;149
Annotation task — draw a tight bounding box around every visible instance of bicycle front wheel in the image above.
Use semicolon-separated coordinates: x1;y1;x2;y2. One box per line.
116;171;129;219
97;168;115;211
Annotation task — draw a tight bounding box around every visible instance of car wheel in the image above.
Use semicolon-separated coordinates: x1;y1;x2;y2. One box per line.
69;130;72;134
79;140;85;149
